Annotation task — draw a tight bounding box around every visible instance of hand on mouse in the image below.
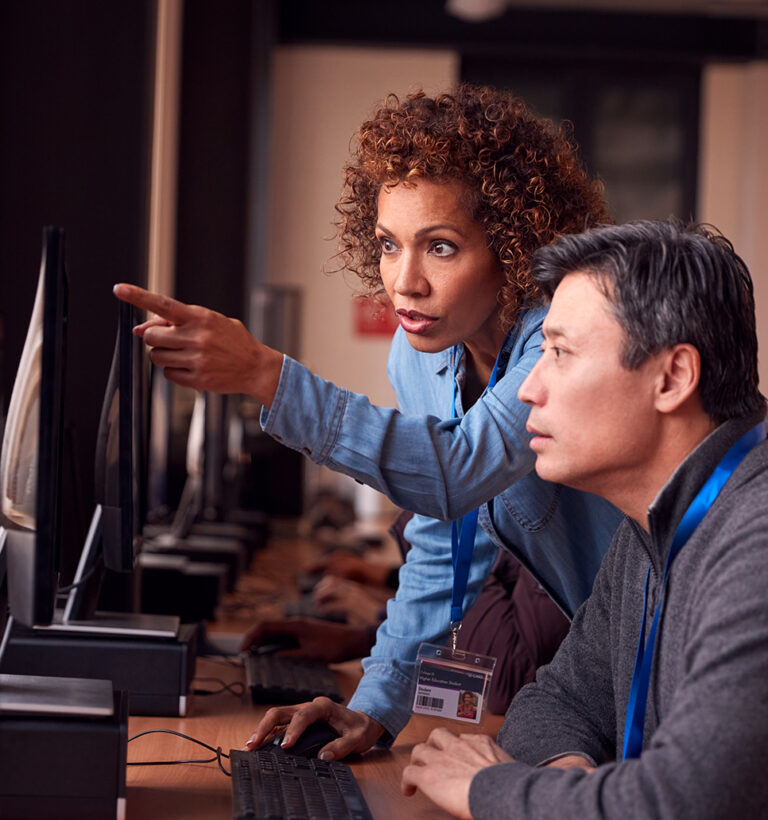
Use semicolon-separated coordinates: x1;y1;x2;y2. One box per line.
243;697;385;761
239;618;375;662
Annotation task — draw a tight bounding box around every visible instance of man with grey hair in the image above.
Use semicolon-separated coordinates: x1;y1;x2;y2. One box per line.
402;219;768;819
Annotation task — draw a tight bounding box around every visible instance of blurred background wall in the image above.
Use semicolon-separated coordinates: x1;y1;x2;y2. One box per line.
1;0;766;545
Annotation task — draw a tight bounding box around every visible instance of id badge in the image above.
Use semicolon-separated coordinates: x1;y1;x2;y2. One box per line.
412;643;496;725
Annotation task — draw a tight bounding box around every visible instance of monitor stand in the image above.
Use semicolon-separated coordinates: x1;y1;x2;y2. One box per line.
43;609;180;639
51;503;180;638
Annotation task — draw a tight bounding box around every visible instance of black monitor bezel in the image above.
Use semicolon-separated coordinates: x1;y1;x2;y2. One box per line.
34;227;68;621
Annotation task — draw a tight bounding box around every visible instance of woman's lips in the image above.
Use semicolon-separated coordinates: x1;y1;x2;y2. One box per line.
396;309;438;334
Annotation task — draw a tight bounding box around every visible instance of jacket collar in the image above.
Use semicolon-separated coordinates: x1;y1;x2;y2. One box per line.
433;322;518;377
641;411;766;574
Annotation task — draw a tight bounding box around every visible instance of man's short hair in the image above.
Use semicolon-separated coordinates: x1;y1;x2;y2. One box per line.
531;219;766;423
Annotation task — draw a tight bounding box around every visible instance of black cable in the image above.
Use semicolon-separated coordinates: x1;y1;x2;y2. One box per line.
128;729;231;776
191;677;246;697
56;559;102;595
196;653;244;668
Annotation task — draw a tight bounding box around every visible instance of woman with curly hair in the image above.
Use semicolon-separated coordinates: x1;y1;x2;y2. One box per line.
115;84;623;757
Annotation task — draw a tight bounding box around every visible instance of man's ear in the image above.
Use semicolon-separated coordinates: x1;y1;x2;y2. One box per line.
655;343;701;414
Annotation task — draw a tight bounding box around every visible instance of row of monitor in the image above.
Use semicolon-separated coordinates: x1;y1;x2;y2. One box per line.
0;227;149;640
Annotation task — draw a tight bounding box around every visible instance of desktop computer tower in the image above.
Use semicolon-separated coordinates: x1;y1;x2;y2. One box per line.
0;688;128;820
0;623;197;716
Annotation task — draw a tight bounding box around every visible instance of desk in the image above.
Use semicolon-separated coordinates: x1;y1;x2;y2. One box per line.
126;657;503;819
126;528;504;819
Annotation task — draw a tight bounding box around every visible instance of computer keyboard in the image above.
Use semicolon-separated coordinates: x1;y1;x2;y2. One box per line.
243;653;343;704
230;749;373;820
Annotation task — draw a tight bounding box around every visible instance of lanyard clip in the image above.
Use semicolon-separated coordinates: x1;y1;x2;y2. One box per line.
450;621;462;652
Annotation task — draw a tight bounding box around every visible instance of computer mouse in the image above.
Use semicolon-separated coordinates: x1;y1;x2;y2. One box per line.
259;720;340;758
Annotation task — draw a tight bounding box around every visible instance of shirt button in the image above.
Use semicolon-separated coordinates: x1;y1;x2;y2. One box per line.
302;447;312;455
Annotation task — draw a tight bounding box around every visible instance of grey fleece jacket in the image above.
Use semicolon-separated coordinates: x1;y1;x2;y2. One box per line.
469;414;768;819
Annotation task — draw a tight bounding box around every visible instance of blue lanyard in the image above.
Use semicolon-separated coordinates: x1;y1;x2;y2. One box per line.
621;422;765;760
449;336;510;632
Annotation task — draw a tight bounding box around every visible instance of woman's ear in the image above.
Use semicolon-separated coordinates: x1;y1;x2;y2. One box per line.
655;343;701;414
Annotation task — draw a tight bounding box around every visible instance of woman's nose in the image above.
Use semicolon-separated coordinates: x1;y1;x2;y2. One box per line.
393;251;429;296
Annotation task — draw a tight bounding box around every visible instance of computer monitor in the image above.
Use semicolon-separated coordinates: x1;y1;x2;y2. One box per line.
62;300;147;622
168;391;206;537
172;391;240;534
0;227;67;628
97;299;145;573
146;364;174;523
0;531;11;667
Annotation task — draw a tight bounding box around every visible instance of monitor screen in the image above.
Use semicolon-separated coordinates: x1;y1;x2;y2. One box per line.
202;392;228;521
94;299;146;572
167;391;205;537
146;365;173;522
0;227;67;627
62;299;147;621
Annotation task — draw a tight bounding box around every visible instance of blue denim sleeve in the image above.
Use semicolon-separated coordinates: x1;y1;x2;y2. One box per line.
260;309;546;521
346;512;498;742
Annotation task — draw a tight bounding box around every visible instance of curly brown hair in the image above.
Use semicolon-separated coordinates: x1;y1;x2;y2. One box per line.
335;84;610;330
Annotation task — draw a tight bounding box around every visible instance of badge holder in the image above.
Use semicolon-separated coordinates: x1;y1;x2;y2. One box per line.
412;642;496;725
409;337;504;727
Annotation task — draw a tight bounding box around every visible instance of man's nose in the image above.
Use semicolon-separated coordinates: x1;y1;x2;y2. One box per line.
518;359;544;406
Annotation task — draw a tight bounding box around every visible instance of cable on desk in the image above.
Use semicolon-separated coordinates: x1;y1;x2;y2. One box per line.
128;728;232;776
197;653;244;668
192;676;246;697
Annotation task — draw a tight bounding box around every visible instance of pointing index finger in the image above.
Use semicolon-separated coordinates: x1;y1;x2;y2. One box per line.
113;283;193;325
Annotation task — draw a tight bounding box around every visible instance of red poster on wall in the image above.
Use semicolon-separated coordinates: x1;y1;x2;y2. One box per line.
353;294;399;337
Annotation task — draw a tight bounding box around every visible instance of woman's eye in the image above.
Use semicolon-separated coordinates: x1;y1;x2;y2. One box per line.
379;236;397;254
430;240;456;257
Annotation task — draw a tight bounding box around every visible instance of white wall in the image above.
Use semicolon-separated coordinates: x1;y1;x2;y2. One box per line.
268;46;459;405
267;46;458;506
698;62;768;390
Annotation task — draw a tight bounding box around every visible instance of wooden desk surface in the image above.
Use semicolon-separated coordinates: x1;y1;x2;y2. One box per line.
126;528;504;819
126;656;503;820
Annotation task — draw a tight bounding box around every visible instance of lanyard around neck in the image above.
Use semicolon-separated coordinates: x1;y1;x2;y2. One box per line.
449;336;510;643
621;422;765;760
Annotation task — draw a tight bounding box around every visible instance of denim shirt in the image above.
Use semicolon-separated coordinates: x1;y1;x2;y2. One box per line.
261;306;623;741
